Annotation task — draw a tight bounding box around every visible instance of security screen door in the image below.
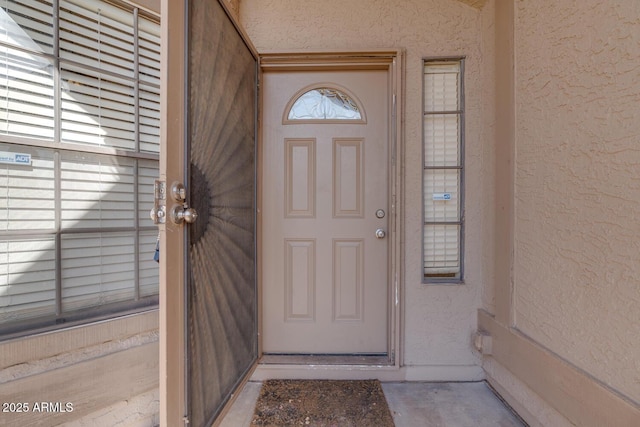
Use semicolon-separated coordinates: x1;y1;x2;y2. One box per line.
188;1;257;425
163;0;258;425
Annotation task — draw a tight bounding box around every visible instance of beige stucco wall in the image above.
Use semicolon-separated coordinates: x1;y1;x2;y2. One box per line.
241;0;495;375
512;0;640;404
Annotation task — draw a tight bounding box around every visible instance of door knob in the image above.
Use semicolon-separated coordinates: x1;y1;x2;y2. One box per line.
167;181;198;225
170;205;198;224
375;228;386;239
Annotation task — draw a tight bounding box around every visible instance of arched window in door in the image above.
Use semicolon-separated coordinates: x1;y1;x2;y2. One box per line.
284;85;366;123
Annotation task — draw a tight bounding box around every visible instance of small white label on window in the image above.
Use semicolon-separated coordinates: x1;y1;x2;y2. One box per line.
0;151;31;166
432;193;452;201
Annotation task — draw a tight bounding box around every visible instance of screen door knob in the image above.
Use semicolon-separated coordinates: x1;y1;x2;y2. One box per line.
170;205;198;225
375;228;386;239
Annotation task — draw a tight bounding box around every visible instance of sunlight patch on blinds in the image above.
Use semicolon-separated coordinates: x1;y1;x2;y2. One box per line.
0;238;56;323
1;1;54;53
0;51;55;140
61;65;136;150
0;2;54;140
60;153;135;229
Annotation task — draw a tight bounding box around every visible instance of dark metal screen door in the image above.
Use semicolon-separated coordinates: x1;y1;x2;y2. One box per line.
187;0;258;425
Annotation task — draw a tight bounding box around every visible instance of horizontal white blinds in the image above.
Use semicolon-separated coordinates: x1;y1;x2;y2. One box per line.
0;1;55;141
138;15;161;154
0;50;55;140
0;0;161;153
423;60;463;280
60;0;135;78
60;153;136;229
424;63;460;111
138;159;157;222
0;238;57;323
139;230;158;297
1;144;156;232
139;85;160;153
0;145;56;231
61;232;135;312
424;170;460;222
61;66;137;150
1;1;54;54
138;16;161;86
0;149;158;327
424;115;459;167
423;225;460;274
0;1;160;331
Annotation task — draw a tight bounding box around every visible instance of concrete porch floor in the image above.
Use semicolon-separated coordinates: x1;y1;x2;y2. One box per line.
220;380;527;426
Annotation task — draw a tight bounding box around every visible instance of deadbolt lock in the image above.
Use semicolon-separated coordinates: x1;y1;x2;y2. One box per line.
150;206;166;224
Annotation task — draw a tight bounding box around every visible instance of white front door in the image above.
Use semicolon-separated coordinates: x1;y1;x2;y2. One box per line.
262;69;390;354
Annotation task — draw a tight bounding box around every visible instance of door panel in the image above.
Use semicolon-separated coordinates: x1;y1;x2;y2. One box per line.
187;0;257;425
262;70;389;354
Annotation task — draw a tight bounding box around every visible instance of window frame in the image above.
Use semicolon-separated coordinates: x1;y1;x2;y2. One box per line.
0;0;161;338
421;57;465;284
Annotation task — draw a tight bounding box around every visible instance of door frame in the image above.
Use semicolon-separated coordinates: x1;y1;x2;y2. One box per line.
159;0;187;424
257;51;404;375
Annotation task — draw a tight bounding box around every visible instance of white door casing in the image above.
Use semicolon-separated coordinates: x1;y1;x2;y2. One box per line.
262;69;390;354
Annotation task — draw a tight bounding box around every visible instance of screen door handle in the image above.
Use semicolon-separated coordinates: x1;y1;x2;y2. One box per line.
168;181;198;225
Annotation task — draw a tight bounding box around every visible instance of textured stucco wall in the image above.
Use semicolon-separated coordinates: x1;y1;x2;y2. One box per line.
513;0;640;403
241;0;495;372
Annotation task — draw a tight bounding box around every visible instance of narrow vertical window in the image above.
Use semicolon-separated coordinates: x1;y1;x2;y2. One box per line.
423;59;464;282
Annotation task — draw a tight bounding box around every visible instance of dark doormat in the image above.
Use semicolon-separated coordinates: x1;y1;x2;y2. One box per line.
251;379;395;426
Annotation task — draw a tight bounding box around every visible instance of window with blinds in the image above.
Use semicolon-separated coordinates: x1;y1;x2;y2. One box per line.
0;0;160;335
423;59;464;282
